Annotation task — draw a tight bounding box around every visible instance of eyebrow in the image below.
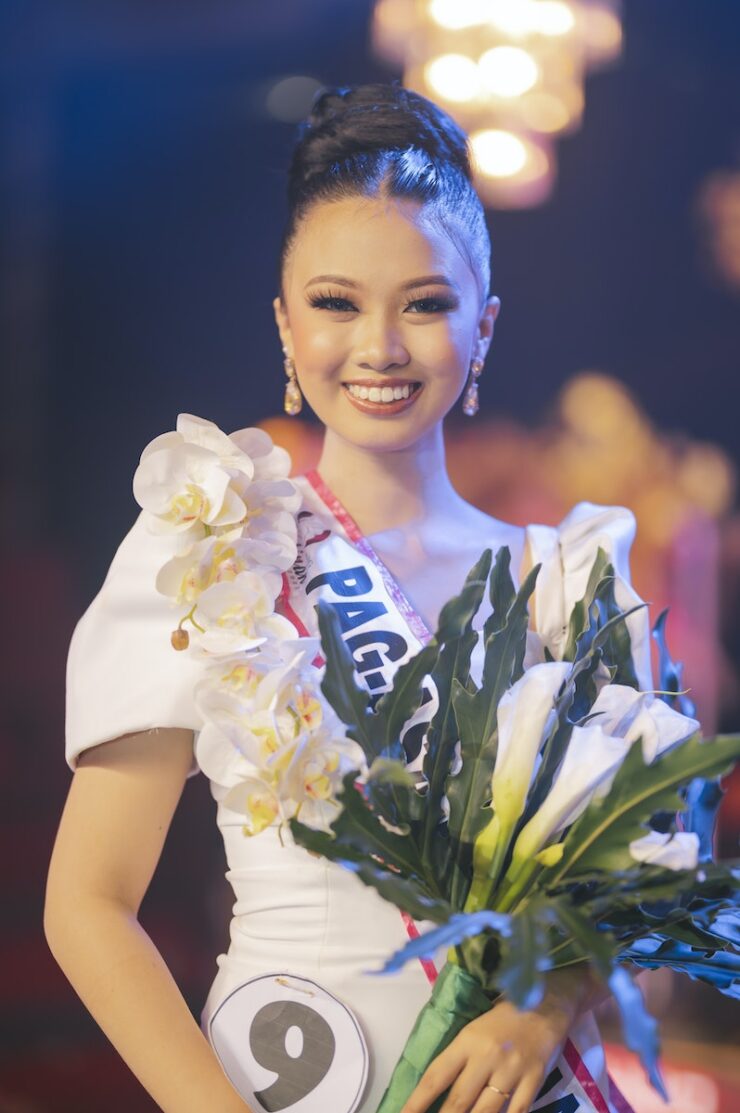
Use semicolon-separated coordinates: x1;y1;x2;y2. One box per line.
304;273;459;292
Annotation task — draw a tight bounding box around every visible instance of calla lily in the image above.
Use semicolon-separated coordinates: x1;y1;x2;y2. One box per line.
491;661;572;830
629;830;700;871
509;723;631;867
588;683;700;763
465;661;570;909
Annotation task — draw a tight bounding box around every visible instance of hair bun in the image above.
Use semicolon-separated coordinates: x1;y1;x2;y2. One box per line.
289;82;473;199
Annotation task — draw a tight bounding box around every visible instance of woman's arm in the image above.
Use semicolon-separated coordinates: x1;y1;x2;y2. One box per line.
44;727;253;1113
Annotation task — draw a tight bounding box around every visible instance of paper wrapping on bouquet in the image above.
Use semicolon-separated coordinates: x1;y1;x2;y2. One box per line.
377;963;629;1113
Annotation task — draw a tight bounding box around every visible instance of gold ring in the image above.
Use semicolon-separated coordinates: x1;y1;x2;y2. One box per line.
485;1081;512;1099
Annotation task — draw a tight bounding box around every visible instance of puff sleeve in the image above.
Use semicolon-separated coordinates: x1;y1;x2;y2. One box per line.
526;502;653;692
64;510;205;777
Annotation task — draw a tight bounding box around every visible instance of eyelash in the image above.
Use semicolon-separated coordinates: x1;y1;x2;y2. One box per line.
307;292;457;315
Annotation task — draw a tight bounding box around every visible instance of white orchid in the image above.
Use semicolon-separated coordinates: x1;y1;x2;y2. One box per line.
133;415;301;554
191;570;297;655
156;532;296;606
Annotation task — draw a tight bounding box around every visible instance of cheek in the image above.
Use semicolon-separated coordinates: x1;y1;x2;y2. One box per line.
291;311;347;374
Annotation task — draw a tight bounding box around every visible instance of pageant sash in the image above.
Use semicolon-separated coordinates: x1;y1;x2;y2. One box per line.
282;472;633;1113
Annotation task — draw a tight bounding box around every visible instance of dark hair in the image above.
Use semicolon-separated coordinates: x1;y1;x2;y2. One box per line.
277;81;491;306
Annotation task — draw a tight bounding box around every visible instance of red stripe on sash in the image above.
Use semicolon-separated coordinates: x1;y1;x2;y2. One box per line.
304;469;432;645
400;911;439;985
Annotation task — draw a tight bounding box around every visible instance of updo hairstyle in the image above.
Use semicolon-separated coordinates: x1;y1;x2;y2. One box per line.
277;81;492;308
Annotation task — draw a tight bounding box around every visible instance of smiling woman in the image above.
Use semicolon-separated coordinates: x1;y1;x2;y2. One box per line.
48;80;646;1113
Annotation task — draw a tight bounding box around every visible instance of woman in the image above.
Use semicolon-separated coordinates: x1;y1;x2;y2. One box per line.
45;83;649;1113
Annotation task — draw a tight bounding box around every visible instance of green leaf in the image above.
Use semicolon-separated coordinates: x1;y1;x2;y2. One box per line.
421;550;493;878
544;734;740;883
316;600;375;750
550;900;667;1100
290;771;429;885
443;560;541;907
495;898;550;1009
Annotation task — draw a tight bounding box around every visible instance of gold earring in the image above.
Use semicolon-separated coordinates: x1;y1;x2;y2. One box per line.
462;357;484;417
282;347;302;415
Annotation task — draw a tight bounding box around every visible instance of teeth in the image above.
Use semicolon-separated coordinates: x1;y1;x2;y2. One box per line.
346;383;416;403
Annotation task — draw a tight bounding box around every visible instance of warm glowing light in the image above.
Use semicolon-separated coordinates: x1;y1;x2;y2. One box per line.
471;130;528;177
486;0;533;38
428;0;489;31
579;3;623;64
424;53;480;102
520;90;572;133
533;2;576;36
479;46;540;98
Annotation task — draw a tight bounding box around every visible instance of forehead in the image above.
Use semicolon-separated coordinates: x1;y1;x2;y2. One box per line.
285;195;471;292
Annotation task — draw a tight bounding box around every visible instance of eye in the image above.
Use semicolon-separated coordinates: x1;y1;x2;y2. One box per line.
404;296;458;314
307;292;357;312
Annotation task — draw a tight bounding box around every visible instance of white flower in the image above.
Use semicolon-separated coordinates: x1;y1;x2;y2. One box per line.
629;830;700;871
192;570;297;655
588;684;699;763
133;414;301;551
510;723;631;864
156;532;296;605
491;661;571;830
223;775;283;836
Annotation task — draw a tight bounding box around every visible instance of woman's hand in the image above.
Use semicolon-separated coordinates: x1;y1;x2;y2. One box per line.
400;971;587;1113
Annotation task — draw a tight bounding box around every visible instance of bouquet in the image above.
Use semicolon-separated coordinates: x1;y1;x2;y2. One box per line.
134;415;740;1112
288;544;740;1111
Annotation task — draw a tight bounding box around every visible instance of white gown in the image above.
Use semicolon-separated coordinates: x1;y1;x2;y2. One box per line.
65;476;651;1112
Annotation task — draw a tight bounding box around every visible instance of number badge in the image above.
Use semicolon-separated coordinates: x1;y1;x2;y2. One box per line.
208;973;370;1113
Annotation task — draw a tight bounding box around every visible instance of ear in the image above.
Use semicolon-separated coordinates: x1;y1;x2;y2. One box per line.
272;295;293;357
475;295;501;361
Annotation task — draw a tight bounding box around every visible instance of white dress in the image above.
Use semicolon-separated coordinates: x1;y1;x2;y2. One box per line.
65;477;651;1112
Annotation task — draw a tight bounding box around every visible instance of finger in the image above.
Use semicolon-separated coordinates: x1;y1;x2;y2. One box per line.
438;1063;500;1113
400;1045;468;1113
468;1060;525;1113
504;1070;548;1113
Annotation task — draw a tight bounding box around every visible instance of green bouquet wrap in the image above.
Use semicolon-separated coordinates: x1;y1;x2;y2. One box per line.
377;962;493;1113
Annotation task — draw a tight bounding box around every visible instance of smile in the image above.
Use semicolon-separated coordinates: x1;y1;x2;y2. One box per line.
341;381;423;415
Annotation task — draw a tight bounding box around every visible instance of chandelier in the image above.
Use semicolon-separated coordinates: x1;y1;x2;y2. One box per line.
371;0;623;208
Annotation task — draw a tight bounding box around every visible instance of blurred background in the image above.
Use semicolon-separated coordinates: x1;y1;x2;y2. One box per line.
1;1;739;1110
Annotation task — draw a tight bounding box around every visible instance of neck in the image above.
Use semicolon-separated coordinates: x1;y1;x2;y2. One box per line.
314;426;461;538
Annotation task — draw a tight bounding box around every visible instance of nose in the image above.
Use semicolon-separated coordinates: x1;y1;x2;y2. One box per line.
353;311;411;373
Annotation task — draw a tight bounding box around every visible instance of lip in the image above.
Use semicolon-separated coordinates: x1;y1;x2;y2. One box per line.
342;381;423;416
341;378;421;388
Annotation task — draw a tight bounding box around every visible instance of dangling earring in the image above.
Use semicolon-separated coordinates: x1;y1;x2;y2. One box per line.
462;357;484;417
282;347;302;415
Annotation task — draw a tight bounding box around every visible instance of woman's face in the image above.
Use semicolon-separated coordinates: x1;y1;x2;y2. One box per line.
273;195;500;454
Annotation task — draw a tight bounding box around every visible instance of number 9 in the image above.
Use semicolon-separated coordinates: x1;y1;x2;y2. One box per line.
250;1000;335;1111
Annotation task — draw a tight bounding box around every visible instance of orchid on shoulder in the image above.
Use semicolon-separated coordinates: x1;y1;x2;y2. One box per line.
133;413;364;837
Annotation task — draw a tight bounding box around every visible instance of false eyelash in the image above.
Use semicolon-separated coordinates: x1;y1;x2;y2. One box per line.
307;292;458;313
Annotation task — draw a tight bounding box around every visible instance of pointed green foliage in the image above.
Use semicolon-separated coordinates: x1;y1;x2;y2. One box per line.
443;559;540;907
562;548;641;714
421;550;492;868
316;600;375;749
495;898;550;1009
545;734;740;883
624;937;740;998
290;771;429;889
483;546;517;643
550;900;666;1099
